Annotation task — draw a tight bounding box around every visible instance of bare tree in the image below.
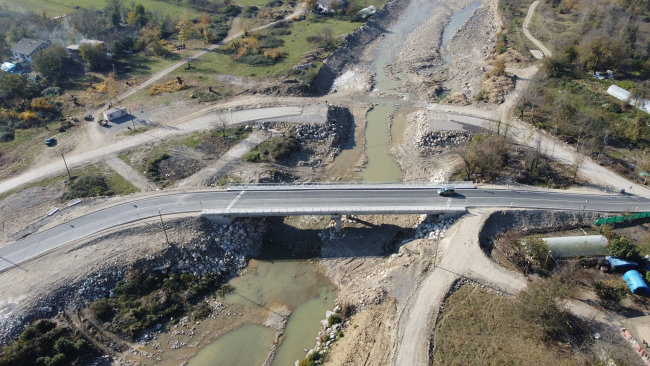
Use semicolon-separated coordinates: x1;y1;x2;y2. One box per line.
213;113;229;136
570;151;586;182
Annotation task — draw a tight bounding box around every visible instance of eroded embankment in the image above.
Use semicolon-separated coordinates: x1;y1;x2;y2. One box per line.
313;0;412;92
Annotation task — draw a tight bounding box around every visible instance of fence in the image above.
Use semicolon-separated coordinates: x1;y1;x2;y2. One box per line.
595;212;650;225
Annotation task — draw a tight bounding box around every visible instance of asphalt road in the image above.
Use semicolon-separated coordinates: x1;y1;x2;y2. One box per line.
0;188;648;273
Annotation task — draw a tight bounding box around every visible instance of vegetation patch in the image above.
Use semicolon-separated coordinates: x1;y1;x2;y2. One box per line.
242;135;299;162
89;269;233;338
149;78;189;96
433;280;638;365
63;165;139;199
0;319;92;366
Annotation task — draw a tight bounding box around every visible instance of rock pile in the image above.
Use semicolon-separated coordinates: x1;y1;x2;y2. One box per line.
263;106;353;149
415;130;474;149
410;109;474;151
412;214;460;241
297;306;345;366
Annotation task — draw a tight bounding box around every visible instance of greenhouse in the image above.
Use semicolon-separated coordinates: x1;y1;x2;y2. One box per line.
540;235;608;258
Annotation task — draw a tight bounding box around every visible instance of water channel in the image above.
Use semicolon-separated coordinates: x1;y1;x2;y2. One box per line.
186;1;481;365
360;0;480;182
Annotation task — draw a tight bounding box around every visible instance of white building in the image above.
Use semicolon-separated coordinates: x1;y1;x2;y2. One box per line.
103;107;127;121
10;38;51;64
607;84;650;114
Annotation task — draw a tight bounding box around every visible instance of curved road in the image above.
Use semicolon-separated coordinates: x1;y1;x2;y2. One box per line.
0;187;647;273
523;1;552;57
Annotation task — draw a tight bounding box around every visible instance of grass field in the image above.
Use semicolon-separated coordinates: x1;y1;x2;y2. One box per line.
179;17;362;78
5;0;200;17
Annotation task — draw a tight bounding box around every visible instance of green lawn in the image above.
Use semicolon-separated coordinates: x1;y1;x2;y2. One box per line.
17;0;200;18
179;17;362;78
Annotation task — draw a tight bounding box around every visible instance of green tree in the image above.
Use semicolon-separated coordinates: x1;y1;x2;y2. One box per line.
79;43;109;70
126;4;148;28
176;11;197;44
104;0;124;27
32;45;70;80
526;235;551;270
593;280;628;307
0;34;10;58
607;236;639;261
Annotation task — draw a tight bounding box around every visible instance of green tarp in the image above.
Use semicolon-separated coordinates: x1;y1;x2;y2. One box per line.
595;212;650;225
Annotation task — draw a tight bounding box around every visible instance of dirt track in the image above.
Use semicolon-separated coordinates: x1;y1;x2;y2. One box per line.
392;210;526;366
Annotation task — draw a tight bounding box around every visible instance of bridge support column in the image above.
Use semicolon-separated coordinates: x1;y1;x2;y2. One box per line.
331;214;342;233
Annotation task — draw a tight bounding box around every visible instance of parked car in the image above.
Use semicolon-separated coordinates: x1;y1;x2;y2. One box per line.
437;187;455;196
45;138;56;146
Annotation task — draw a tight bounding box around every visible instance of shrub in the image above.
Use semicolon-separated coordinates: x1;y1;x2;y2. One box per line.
593;280;628;307
328;313;342;326
525;235;551;270
53;337;75;356
0;126;15;142
67;175;111;199
149;79;187;96
90;298;114;321
34;319;57;333
19;110;38;122
243;136;299;162
30;97;56;112
607;237;639;261
41;87;62;97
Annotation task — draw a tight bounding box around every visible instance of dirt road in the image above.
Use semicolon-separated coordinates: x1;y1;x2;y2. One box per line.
392;210;526;366
0;106;304;196
523;1;552;57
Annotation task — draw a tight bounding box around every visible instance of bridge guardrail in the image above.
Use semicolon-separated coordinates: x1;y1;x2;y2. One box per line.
203;206;467;216
226;181;475;191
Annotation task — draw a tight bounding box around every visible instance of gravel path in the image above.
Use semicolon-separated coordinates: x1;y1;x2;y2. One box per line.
176;131;271;187
105;156;157;192
522;1;552;58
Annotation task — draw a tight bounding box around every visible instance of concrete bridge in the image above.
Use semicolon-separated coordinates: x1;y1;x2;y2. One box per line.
1;183;649;273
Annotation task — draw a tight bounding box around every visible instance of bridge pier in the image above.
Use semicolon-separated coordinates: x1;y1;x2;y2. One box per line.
331;214;342;233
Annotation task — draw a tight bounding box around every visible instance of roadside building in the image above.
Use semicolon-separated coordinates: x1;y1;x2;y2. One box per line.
10;38;51;64
66;39;104;58
103;107;127;121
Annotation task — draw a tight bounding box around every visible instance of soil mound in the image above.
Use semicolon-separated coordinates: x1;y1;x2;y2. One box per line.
441;92;469;106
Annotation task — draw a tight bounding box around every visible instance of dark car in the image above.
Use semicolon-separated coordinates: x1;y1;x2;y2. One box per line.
45;138;56;146
437;187;455;197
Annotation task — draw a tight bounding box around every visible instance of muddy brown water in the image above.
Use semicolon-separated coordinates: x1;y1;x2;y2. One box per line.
186;259;335;366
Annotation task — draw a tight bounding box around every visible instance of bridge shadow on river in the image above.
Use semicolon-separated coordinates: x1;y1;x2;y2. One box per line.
257;216;416;261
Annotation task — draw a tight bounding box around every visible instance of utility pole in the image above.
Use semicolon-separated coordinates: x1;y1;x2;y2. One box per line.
61;152;71;179
159;208;170;245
